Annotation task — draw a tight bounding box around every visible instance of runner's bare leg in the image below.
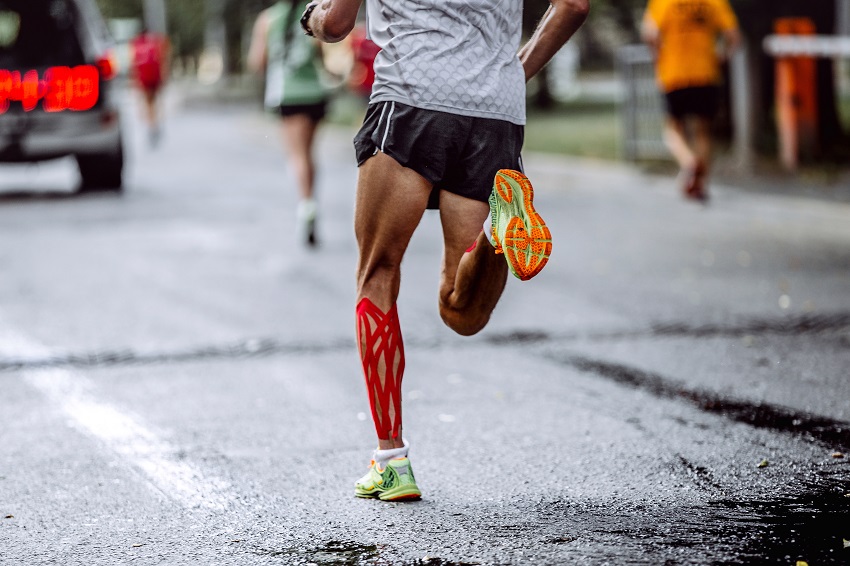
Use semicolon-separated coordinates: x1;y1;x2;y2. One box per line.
143;89;158;131
437;191;508;336
355;151;431;451
663;116;697;172
692;116;713;173
280;113;319;201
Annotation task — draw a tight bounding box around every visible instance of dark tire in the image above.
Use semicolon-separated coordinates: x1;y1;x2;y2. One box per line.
77;141;124;193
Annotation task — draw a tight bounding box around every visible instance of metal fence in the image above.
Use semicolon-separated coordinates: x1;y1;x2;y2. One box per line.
616;45;668;161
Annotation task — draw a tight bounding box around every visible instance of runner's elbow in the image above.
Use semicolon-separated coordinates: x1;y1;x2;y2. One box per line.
320;15;355;43
556;0;590;20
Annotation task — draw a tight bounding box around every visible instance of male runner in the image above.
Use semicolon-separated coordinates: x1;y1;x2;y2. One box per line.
642;0;740;201
302;0;589;500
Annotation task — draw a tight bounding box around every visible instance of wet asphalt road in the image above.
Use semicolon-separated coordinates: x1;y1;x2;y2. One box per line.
1;85;849;565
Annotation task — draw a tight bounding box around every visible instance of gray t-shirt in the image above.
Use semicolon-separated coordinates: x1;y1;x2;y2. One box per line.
366;0;526;125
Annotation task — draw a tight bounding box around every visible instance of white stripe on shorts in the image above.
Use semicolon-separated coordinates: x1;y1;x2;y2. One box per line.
376;102;388;133
381;101;396;153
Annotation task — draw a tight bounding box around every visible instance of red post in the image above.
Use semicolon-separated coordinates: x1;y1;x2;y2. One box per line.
774;18;818;171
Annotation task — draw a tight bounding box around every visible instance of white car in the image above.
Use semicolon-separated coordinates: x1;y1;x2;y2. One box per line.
0;0;123;191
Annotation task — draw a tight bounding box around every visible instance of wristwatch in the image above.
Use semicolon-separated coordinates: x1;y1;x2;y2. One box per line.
300;1;319;37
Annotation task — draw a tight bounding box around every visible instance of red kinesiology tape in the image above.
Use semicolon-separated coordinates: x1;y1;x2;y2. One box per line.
356;298;406;439
466;229;484;253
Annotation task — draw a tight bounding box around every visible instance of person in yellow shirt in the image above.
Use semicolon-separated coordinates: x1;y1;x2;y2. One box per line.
642;0;740;201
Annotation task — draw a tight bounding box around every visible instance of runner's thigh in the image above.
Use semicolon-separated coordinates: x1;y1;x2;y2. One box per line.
355;152;432;268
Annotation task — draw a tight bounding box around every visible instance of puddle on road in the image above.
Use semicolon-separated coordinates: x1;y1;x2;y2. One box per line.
413;559;479;566
711;484;850;565
252;540;380;565
251;540;479;565
536;476;849;565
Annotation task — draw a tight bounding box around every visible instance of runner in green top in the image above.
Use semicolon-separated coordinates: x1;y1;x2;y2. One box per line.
249;0;330;246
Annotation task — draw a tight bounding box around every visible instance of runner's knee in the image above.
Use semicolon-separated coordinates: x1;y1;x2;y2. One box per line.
438;303;489;337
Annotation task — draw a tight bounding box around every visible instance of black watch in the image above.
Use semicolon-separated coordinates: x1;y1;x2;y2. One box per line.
300;1;319;37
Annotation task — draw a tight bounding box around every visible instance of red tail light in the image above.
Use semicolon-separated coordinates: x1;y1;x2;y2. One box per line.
0;65;99;114
96;55;116;81
43;66;99;112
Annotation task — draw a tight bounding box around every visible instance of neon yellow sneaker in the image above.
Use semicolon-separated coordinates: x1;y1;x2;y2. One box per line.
354;457;421;501
489;169;552;281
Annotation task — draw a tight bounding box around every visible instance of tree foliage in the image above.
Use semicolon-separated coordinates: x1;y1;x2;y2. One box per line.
95;0;206;60
95;0;142;19
166;0;206;60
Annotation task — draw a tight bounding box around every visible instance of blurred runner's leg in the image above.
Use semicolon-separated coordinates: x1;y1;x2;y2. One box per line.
280;112;321;245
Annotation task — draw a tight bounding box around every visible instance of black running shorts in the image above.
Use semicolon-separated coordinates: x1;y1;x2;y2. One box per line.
664;86;720;120
354;101;524;209
279;100;327;122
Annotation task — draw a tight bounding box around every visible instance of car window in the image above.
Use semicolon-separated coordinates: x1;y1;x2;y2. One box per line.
0;0;85;69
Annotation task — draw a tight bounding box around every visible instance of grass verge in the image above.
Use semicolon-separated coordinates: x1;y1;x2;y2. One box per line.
327;94;623;161
525;99;621;160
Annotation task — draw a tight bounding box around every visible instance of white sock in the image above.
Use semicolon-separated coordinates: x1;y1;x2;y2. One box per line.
373;438;409;470
296;198;317;221
483;218;496;247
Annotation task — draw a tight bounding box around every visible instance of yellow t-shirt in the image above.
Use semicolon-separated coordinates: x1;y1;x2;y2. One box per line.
644;0;739;93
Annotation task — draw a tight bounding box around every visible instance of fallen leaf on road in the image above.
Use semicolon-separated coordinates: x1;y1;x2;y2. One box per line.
843;539;849;549
832;452;845;459
230;540;242;543
3;515;12;519
757;459;769;468
131;544;145;548
796;561;808;566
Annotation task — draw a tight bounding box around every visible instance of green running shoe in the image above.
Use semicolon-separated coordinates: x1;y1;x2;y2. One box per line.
354;457;421;501
489;169;552;281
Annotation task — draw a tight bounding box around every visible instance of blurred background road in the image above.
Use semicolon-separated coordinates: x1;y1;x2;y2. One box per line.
1;81;849;564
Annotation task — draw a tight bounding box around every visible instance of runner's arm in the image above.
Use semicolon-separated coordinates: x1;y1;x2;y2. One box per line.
303;0;362;44
247;10;270;74
640;14;660;57
721;27;742;61
519;0;590;82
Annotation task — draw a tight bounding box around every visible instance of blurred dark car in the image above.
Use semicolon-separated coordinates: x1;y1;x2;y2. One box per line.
0;0;123;191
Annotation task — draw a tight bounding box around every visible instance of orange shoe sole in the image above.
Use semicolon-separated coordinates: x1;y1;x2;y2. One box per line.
492;169;552;281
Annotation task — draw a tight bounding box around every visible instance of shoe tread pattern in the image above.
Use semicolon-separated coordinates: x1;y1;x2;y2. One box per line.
492;169;552;281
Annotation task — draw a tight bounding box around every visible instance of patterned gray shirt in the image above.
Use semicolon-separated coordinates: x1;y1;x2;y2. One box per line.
366;0;526;125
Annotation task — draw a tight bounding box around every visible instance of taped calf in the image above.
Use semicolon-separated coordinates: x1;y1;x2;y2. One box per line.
356;298;405;440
